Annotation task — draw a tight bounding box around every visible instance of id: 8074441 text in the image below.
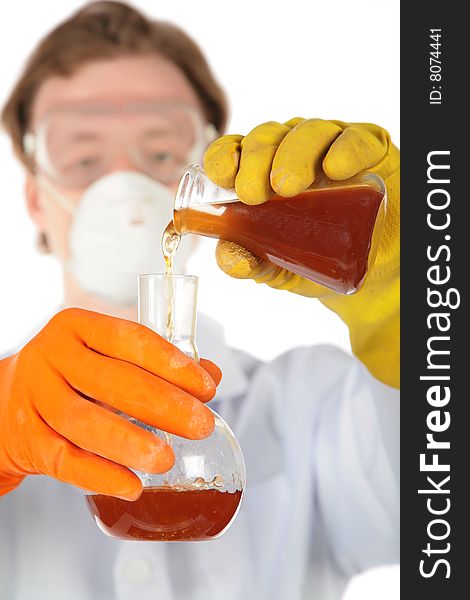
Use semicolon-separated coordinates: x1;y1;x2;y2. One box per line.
429;28;443;105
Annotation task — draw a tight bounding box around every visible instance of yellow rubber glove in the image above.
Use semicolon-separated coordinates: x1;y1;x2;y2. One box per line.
204;118;400;388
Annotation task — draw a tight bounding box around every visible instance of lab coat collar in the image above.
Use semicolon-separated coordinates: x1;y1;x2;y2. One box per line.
196;311;249;402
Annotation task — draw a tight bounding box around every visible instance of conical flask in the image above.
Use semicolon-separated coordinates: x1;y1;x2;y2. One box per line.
171;164;387;295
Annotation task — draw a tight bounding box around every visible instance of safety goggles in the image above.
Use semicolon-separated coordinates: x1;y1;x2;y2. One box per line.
23;100;217;190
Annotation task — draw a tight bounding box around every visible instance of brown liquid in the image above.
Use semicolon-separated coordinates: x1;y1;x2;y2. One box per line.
173;185;385;294
86;486;243;541
161;224;183;346
162;225;181;276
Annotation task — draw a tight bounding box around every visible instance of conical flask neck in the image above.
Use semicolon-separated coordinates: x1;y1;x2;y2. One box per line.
175;164;238;210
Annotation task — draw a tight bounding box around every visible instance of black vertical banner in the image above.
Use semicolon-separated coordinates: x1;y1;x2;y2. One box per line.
401;3;467;597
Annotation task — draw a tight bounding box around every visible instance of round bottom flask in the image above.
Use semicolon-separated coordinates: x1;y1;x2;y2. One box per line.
85;274;245;541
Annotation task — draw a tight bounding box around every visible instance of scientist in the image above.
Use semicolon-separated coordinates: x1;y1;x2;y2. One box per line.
0;2;400;599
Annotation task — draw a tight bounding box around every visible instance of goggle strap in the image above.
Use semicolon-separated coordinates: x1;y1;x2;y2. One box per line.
23;133;35;156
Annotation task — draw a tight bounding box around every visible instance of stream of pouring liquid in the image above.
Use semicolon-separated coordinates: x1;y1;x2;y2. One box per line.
162;222;183;339
162;222;182;276
160;222;183;464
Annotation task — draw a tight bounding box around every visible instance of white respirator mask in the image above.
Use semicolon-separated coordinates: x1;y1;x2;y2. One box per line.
40;171;194;306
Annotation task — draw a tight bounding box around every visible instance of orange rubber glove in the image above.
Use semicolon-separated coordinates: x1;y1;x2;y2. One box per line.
0;308;221;500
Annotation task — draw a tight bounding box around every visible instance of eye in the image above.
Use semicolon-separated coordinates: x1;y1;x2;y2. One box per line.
75;157;99;170
150;151;173;163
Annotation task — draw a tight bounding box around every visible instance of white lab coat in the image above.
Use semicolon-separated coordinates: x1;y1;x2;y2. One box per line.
0;312;399;600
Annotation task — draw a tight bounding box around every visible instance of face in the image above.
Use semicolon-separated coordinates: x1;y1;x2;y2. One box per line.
26;54;207;262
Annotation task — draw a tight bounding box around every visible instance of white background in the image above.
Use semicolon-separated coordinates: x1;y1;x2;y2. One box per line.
0;1;399;597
